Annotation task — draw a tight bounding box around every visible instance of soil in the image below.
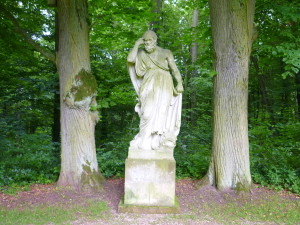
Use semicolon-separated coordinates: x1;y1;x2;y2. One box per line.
1;179;299;225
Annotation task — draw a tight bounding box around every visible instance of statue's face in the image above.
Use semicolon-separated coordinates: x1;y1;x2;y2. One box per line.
143;37;156;53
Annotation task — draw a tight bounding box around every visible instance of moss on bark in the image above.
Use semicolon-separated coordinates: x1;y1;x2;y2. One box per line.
234;180;252;193
64;69;98;109
72;69;97;102
81;161;104;192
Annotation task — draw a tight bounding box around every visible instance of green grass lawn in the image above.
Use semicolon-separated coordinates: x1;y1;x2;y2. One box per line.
0;200;109;225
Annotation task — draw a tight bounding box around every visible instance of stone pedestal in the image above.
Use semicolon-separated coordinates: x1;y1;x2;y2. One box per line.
124;158;176;206
119;147;179;213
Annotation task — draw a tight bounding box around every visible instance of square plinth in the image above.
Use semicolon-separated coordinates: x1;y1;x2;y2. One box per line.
118;196;180;214
124;158;176;207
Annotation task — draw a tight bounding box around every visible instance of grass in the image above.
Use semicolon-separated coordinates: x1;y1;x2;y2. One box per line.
0;200;109;225
1;185;299;225
201;194;300;224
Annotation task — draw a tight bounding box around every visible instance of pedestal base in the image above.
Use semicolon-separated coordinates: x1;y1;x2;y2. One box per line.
118;196;180;214
124;157;176;207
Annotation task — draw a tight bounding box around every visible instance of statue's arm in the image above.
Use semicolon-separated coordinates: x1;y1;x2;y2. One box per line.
167;50;184;93
127;38;144;63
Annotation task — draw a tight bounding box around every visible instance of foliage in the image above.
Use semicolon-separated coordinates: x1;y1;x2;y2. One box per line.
0;0;299;196
175;114;212;179
96;131;134;178
0;133;60;189
249;122;300;194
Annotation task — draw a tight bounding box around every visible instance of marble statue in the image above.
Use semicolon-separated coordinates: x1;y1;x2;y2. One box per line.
127;30;183;153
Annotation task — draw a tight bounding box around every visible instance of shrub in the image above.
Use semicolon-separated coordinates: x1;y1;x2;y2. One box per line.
0;133;60;188
250;122;300;194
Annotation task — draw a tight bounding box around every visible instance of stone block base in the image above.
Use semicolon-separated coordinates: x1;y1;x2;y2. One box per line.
118;196;180;214
124;158;176;206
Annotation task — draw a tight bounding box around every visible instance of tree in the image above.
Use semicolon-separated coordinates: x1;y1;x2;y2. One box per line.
207;0;256;191
0;0;104;191
55;0;103;191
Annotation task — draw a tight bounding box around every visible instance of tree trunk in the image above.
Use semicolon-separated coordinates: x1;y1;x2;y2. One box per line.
207;0;255;191
191;9;199;64
56;0;103;191
52;13;60;143
190;9;199;125
296;71;300;120
52;83;60;143
149;0;162;33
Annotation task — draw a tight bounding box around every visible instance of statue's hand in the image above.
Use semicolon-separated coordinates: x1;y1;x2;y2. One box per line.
176;83;184;93
135;38;144;47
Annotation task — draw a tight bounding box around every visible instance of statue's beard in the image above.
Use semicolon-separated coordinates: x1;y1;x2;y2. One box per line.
145;43;156;53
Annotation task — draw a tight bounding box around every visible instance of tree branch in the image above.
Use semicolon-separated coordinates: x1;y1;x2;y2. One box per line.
0;4;56;64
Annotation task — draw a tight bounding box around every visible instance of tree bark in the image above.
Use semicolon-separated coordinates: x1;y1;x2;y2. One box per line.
208;0;255;191
56;0;103;191
149;0;162;33
191;9;199;64
52;80;60;143
190;9;199;125
296;71;300;120
52;13;60;143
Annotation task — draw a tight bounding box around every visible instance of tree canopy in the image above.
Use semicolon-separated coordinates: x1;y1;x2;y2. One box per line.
0;0;299;194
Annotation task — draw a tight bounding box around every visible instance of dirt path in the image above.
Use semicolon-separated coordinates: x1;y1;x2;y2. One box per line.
1;179;299;224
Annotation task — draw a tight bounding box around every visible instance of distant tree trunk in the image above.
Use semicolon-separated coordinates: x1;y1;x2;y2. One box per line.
191;9;199;65
190;9;199;125
251;56;274;121
150;0;162;33
52;13;60;143
56;0;103;191
296;71;300;119
207;0;255;191
52;81;60;143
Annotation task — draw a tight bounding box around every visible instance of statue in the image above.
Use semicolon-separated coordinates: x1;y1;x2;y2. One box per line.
127;30;183;153
120;31;183;210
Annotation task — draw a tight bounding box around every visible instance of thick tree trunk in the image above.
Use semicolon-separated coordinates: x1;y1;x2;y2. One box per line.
208;0;255;191
56;0;103;191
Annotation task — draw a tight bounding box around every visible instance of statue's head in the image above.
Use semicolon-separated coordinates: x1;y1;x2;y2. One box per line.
142;30;157;53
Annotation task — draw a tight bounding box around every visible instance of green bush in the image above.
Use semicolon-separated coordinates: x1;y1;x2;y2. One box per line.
250;122;300;194
175;131;211;179
96;131;133;178
0;133;60;188
96;123;212;179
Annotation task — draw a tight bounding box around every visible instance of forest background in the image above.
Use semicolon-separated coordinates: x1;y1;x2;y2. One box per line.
0;0;299;194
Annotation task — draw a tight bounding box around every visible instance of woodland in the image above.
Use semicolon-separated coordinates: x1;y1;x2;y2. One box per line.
0;0;299;198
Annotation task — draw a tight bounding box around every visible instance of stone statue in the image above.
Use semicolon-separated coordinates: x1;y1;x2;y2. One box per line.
121;31;183;210
127;30;183;154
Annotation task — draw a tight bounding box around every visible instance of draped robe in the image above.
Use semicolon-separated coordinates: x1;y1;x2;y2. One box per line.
129;47;182;151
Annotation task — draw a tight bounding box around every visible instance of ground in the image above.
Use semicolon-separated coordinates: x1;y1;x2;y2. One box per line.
1;179;299;225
